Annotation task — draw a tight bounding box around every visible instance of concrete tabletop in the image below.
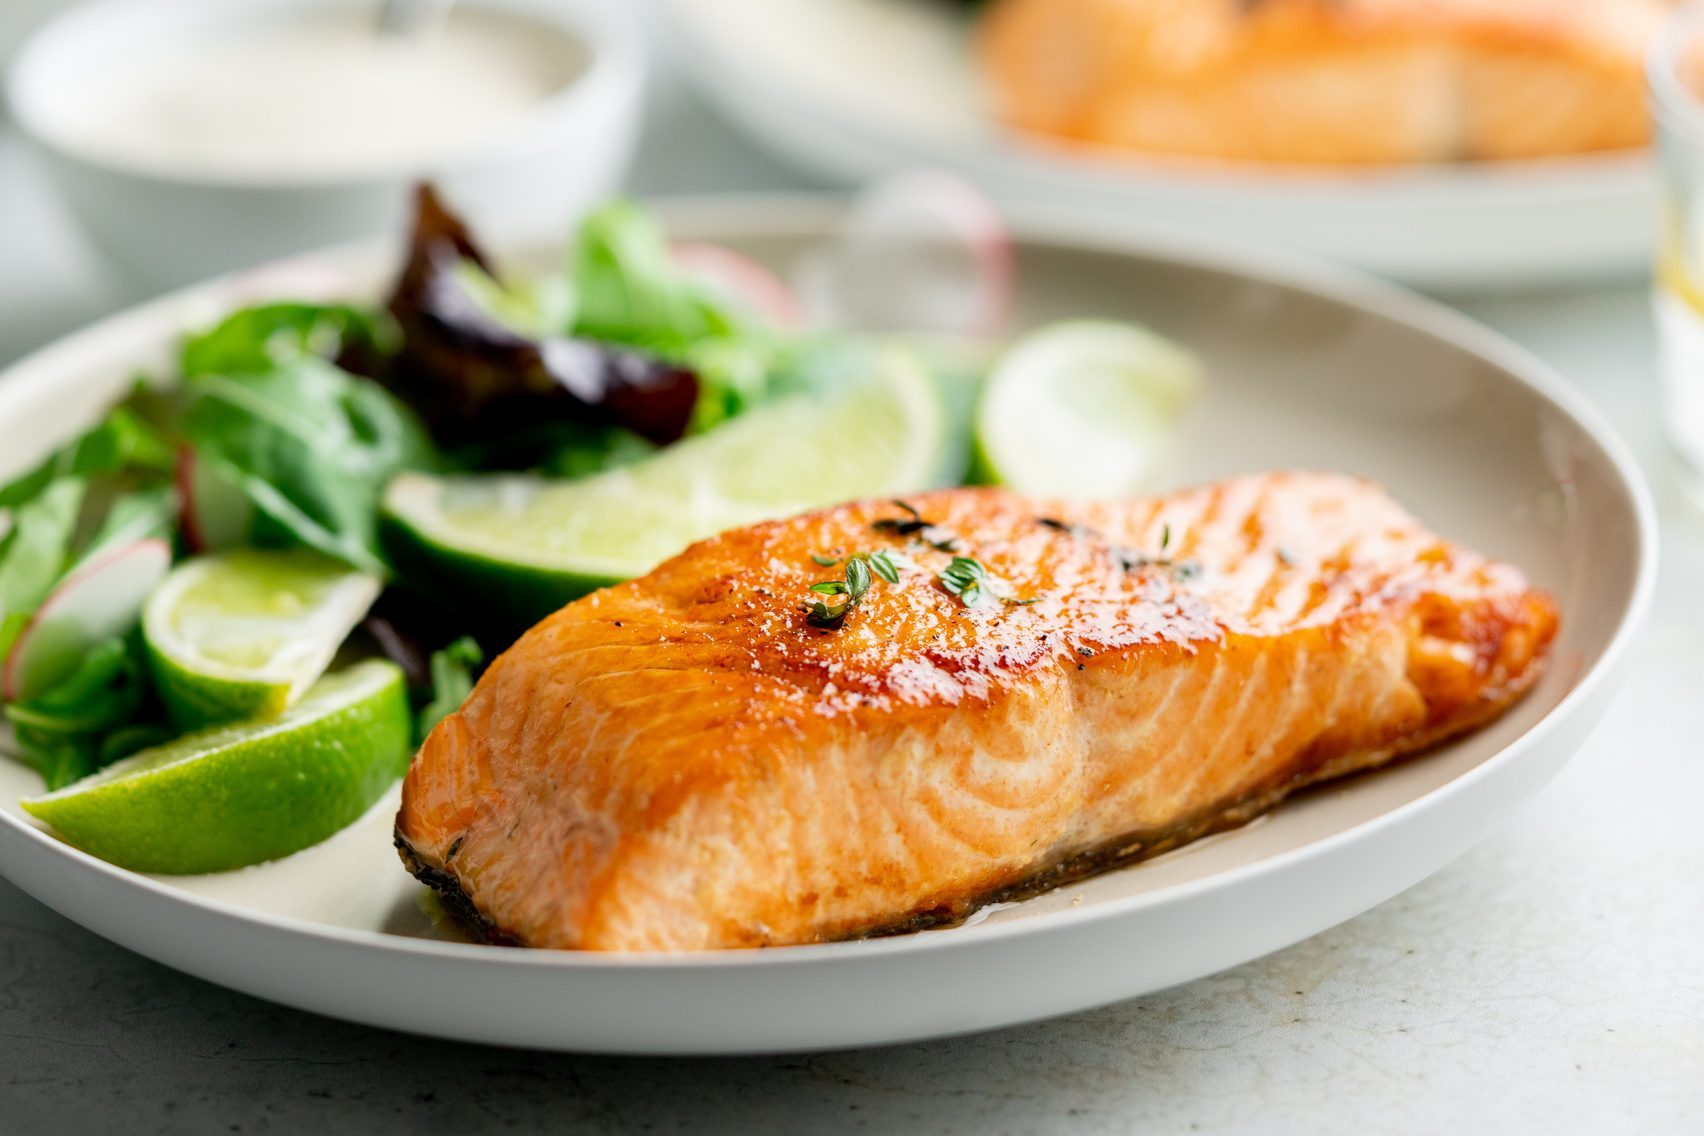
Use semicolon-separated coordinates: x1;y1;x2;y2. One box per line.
0;33;1700;1136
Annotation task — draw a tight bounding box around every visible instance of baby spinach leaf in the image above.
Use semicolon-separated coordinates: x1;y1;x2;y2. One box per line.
183;357;437;574
0;479;85;658
0;405;173;509
414;636;483;743
182;302;393;380
77;487;177;564
569;199;752;350
2;634;166;790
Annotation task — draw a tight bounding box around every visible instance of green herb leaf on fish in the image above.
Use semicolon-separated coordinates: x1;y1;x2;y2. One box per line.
803;549;902;630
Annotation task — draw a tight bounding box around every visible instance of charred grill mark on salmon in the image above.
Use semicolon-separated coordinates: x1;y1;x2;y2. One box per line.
395;472;1558;951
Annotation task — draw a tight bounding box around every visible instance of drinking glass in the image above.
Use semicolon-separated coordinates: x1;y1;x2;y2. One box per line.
1651;1;1704;481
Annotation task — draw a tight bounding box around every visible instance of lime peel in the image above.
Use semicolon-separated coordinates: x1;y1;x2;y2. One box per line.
21;659;410;875
381;347;946;628
143;549;381;729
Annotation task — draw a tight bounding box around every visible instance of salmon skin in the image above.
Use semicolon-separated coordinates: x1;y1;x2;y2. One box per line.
396;473;1557;951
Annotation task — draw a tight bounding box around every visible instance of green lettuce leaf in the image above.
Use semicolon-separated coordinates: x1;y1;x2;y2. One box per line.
0;405;173;509
569;199;754;353
182;302;393;380
183;357;438;574
0;478;86;660
2;634;168;790
414;636;483;744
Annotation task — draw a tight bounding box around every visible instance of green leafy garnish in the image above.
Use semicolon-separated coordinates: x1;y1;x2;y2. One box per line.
0;479;84;657
182;357;437;574
570;200;753;352
2;634;169;790
0;406;172;510
803;551;904;629
936;556;1031;609
938;556;994;607
810;553;841;567
181;302;392;380
414;636;483;744
867;549;905;584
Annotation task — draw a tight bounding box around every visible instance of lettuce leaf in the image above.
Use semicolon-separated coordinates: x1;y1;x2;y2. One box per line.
568;199;754;351
183;357;437;574
182;302;393;380
3;634;169;789
0;405;172;509
414;635;483;744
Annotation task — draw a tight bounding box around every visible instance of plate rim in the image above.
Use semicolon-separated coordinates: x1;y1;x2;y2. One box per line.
0;193;1659;976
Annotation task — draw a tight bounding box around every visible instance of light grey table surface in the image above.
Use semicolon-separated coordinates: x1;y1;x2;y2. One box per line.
1;44;1701;1136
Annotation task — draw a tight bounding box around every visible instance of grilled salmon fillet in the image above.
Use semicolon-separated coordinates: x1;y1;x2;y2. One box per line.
979;0;1673;164
396;473;1557;951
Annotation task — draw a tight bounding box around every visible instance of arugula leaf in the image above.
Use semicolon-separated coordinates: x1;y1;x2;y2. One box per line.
5;729;99;791
181;302;392;380
183;357;437;574
2;634;165;790
415;636;483;743
0;478;85;660
77;487;177;564
569;199;753;351
0;405;173;509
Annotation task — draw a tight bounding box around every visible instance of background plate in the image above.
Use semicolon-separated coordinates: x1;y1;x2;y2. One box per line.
666;0;1658;291
0;199;1654;1054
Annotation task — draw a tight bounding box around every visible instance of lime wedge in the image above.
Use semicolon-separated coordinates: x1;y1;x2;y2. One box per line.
972;320;1203;497
21;659;409;874
381;346;945;627
143;549;381;729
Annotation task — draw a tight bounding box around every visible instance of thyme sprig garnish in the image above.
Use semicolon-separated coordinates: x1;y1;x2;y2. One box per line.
802;549;912;629
810;552;841;567
874;500;959;553
936;556;1036;609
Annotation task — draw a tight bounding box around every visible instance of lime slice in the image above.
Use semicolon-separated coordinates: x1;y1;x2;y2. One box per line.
381;346;945;627
21;659;409;874
972;320;1203;497
143;549;381;729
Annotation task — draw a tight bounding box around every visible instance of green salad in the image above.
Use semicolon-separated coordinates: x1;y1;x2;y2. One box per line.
0;186;1200;874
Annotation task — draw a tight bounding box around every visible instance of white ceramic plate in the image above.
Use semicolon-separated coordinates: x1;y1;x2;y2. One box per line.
0;199;1654;1054
666;0;1658;290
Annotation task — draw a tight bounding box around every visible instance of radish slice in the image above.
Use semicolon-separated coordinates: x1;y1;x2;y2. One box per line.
176;448;254;555
672;242;802;326
3;539;172;702
794;171;1013;337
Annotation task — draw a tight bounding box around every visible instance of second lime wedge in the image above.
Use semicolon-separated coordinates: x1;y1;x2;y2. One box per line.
381;346;946;626
973;320;1203;498
143;549;381;729
21;659;409;874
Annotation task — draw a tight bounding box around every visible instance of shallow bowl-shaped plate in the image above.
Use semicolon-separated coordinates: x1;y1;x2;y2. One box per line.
0;199;1654;1054
667;0;1657;290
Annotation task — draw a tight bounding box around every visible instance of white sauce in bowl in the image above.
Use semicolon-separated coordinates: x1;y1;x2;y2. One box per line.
50;7;587;178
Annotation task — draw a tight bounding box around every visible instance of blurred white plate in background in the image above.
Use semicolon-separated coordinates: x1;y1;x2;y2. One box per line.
667;0;1658;291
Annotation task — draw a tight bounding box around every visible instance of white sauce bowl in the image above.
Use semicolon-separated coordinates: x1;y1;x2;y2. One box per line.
6;0;644;291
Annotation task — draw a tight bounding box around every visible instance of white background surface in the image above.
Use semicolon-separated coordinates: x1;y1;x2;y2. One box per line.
0;16;1699;1134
